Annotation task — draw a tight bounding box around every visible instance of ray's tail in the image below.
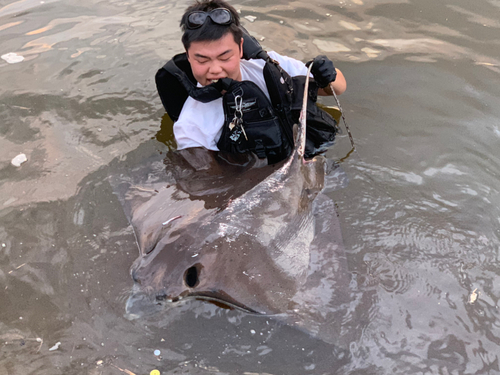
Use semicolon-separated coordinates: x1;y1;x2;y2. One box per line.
297;62;314;159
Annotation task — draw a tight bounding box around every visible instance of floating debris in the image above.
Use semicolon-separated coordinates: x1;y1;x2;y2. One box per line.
244;15;257;23
8;263;26;274
150;370;160;375
48;341;61;351
1;52;24;64
36;337;43;352
110;364;137;375
2;335;43;352
11;153;27;167
469;288;479;304
154;349;161;356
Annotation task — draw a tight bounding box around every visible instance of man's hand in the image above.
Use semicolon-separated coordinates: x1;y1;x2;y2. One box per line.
306;55;337;88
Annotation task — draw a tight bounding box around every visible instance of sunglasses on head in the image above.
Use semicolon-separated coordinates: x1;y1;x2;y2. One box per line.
186;8;233;29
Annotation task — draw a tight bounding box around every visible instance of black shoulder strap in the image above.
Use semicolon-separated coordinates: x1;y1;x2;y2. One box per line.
155;56;190;121
263;60;294;110
241;27;270;61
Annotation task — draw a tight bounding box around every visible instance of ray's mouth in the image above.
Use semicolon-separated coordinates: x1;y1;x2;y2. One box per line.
192;293;260;314
154;291;260;314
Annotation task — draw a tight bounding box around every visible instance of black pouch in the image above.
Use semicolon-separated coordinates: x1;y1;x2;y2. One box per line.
217;81;292;163
263;62;338;159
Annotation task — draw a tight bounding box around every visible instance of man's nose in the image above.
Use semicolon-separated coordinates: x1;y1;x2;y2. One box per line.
208;62;223;74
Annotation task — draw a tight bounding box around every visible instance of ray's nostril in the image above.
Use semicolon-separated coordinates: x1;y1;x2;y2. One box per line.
184;265;200;288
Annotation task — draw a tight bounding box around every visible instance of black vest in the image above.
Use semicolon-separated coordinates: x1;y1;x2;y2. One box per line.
155;31;337;163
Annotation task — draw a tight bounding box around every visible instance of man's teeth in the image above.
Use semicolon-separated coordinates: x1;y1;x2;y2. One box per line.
211;79;219;83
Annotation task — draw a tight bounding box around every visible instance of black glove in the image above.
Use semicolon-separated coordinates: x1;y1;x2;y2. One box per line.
305;55;337;88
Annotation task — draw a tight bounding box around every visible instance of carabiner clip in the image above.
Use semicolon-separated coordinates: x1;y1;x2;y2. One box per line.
234;95;243;119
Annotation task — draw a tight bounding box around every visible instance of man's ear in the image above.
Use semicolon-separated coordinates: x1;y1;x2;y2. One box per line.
239;37;244;58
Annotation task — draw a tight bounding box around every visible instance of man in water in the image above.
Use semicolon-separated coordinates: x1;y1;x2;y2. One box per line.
156;0;346;163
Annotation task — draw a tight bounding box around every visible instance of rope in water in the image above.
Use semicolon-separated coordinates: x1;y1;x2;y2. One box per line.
329;82;355;150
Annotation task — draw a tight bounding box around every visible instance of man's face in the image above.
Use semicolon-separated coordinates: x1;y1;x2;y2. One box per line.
187;33;244;86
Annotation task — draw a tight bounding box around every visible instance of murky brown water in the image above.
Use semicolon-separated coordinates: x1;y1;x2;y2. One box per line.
2;0;500;373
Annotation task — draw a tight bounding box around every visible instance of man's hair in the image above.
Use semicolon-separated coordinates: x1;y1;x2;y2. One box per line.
180;0;242;51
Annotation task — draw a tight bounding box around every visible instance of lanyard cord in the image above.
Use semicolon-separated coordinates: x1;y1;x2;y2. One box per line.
329;82;355;150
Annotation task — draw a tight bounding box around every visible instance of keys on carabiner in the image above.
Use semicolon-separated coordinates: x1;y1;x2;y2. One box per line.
234;95;243;117
229;126;242;142
236;118;248;141
228;95;248;141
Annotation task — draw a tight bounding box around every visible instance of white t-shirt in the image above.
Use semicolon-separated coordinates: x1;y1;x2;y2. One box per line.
173;51;309;151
